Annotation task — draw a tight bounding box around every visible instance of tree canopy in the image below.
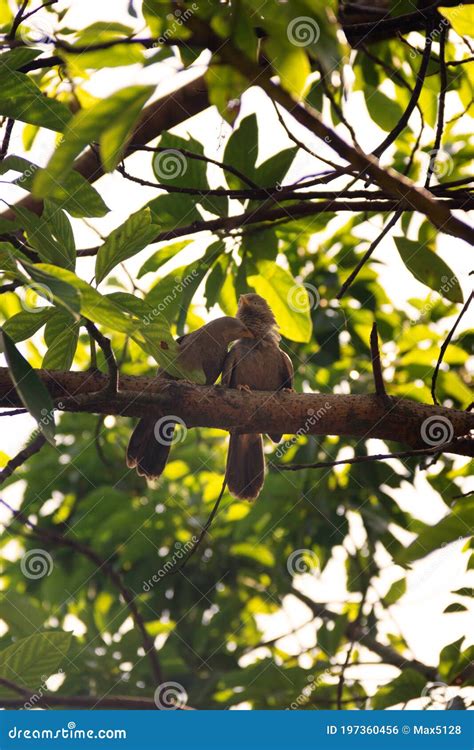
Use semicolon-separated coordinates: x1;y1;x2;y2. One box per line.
0;0;473;711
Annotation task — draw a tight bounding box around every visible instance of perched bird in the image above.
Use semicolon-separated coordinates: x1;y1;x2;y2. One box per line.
127;317;253;480
222;293;294;501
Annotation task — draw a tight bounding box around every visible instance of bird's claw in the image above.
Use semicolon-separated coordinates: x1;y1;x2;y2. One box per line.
282;387;295;393
237;384;252;393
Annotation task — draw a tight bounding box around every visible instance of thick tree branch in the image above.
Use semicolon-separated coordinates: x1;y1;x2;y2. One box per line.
189;18;474;245
0;368;472;456
0;74;209;221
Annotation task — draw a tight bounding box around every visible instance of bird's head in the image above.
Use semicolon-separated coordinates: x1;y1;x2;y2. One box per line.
208;316;254;343
237;293;280;341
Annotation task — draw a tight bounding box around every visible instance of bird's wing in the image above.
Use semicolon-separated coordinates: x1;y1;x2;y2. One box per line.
221;346;238;387
279;350;294;390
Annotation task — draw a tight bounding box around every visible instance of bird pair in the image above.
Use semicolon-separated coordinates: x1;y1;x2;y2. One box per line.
126;293;294;500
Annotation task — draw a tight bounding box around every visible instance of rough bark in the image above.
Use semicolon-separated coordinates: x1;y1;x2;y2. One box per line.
0;368;472;456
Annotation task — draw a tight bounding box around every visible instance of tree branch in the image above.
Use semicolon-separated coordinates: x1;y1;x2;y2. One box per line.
0;368;472;456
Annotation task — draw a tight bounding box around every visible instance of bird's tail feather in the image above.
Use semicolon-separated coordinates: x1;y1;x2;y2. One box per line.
126;417;173;479
226;433;264;501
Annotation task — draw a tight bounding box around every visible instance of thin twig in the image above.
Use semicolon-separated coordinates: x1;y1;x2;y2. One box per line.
273;439;468;472
425;25;448;188
0;434;46;487
372;17;434;160
431;291;474;405
337;211;401;299
370;321;388;401
7;0;29;40
0;118;14;162
172;479;227;574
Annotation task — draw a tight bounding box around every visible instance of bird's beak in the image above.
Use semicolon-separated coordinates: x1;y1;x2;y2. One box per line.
239;295;249;307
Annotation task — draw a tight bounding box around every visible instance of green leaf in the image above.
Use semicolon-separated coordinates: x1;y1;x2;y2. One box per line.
206;65;247;124
176;241;226;333
42;310;79;370
31;264;136;334
254;147;298;188
0;329;55;443
230;543;275;567
3;308;53;342
25;265;81;318
0;47;42;72
365;87;404;132
397;499;474;564
439;6;474;36
0;632;72;696
394;237;463;304
383;577;407;606
224;114;258;189
12;202;76;270
0;155;109;218
152;132;207;189
33;85;154;196
95;208;158;284
0;72;71;132
443;603;468;613
137;240;192;278
372;669;427;709
247;260;313;342
266;40;310;98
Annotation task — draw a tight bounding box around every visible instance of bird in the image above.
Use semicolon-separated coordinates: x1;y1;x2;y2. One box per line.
126;316;253;480
222;293;294;501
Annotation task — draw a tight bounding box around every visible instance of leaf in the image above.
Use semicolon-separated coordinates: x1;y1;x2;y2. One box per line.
42;310;79;370
443;603;468;613
0;632;72;696
0;72;71;132
3;308;53;342
223;114;258;189
13;202;76;270
365;87;405;132
383;577;407;606
25;265;81;318
31;264;136;334
152;132;207;189
0;155;109;218
0;330;55;443
247;260;313;342
397;499;474;564
206;65;247;124
230;543;275;567
439;6;474;37
176;241;226;333
0;47;42;72
254;147;298;188
95;208;158;284
33;85;154;196
394;237;463;304
137;240;192;278
372;669;427;709
266;40;310;98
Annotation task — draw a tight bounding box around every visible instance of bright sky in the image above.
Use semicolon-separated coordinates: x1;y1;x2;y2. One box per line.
0;0;473;707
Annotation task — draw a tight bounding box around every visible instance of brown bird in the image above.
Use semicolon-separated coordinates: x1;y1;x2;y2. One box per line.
127;316;253;480
222;293;294;500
